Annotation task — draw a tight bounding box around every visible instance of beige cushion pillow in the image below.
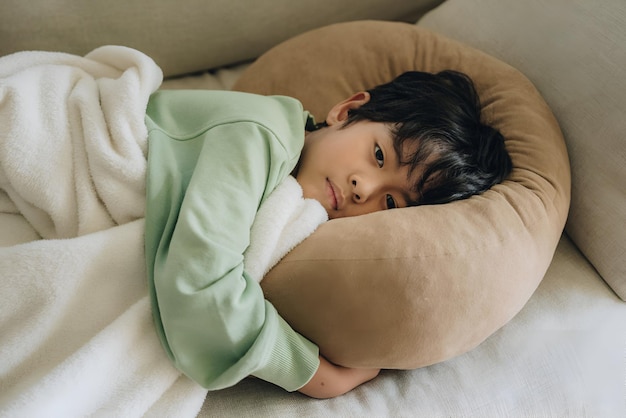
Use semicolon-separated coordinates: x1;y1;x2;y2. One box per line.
234;21;570;369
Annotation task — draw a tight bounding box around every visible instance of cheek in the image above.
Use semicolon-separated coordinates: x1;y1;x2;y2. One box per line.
298;174;326;211
297;175;315;200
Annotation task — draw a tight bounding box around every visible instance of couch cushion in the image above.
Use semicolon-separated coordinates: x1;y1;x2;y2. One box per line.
234;20;570;368
419;0;626;301
0;0;442;77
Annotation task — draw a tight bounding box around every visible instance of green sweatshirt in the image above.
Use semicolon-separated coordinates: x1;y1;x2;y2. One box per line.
144;90;319;391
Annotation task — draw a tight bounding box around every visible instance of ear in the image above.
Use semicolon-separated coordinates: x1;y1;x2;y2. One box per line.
325;92;371;126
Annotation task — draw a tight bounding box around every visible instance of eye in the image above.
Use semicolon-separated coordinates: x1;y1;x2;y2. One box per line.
385;194;397;210
374;144;384;167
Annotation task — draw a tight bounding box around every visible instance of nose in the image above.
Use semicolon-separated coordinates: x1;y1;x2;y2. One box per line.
350;175;375;203
352;179;360;202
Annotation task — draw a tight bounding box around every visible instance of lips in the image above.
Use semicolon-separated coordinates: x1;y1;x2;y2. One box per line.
326;178;341;211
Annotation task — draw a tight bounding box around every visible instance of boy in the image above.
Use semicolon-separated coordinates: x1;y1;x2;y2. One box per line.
144;70;512;399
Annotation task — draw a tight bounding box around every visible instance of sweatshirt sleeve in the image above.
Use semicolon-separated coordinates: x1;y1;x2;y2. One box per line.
144;90;319;392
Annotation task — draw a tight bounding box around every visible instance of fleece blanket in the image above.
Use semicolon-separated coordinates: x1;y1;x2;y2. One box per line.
0;46;326;417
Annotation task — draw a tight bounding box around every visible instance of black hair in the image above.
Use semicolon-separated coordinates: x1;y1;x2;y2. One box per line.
343;70;512;206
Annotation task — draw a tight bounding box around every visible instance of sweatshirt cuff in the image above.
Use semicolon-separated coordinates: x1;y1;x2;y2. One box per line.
252;308;320;392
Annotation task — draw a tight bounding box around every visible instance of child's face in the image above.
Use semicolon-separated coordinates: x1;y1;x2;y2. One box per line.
296;92;419;219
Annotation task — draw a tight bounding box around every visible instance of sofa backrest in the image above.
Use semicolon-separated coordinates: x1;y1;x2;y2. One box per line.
0;0;442;77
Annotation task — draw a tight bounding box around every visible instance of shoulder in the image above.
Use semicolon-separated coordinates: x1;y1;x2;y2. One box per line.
146;89;306;154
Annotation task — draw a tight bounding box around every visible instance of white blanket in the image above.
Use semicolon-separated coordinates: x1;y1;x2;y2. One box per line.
0;47;326;417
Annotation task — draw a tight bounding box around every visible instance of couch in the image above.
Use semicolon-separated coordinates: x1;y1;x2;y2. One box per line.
1;0;624;416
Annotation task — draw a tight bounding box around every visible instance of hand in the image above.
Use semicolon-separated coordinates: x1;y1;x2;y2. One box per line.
298;355;380;399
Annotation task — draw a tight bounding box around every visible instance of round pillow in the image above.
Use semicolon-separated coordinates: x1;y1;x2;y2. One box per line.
233;21;570;369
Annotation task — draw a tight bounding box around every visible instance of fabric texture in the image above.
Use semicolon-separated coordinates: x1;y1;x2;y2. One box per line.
144;89;321;392
244;175;328;283
0;46;161;238
234;21;571;369
419;0;626;300
0;0;443;77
